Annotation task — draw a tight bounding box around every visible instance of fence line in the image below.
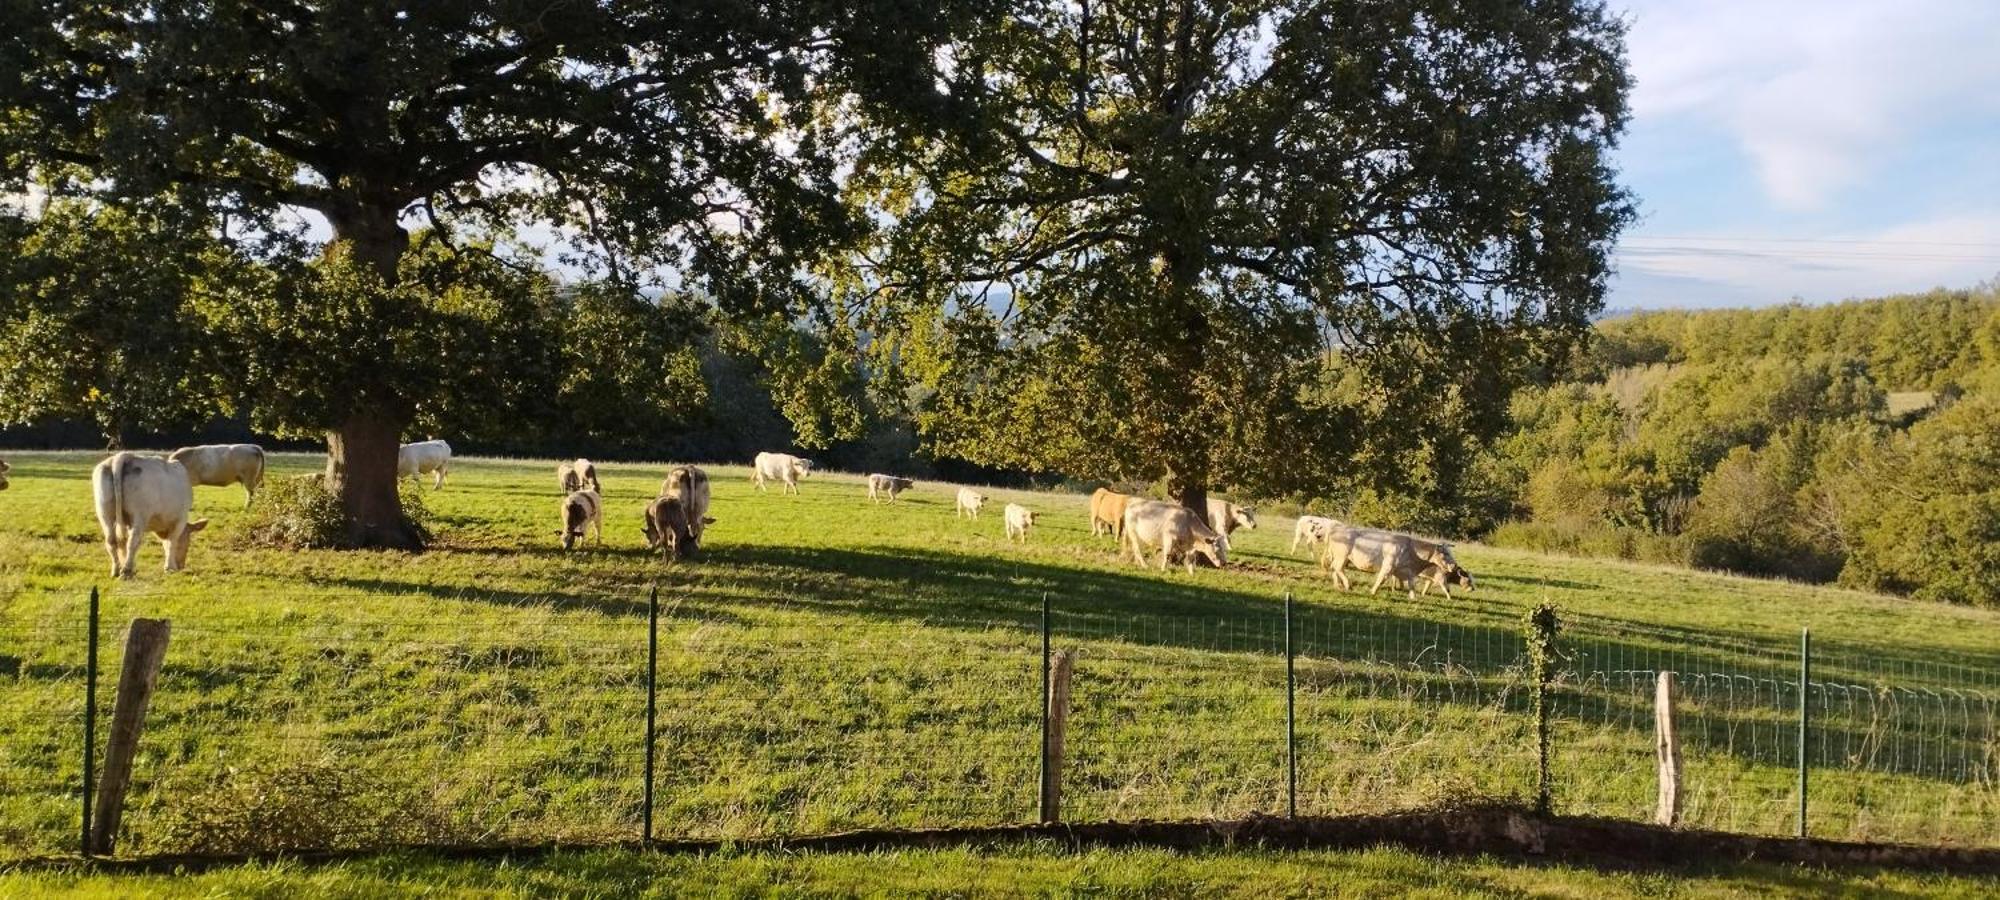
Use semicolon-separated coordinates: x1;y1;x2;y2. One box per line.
0;587;1993;859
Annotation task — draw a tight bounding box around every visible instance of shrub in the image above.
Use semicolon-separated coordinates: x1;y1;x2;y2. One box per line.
243;474;432;549
144;760;461;854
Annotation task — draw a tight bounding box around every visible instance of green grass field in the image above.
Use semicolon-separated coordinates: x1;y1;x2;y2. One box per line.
2;451;1995;873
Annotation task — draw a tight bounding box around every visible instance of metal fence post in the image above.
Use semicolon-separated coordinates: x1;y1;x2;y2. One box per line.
1798;626;1810;839
1285;591;1297;819
81;586;99;858
643;585;659;846
1038;591;1050;822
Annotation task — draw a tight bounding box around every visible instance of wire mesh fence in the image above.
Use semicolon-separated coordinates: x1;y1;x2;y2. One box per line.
0;586;1994;860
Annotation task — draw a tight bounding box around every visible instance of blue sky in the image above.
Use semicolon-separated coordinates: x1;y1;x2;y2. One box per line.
1609;0;2000;308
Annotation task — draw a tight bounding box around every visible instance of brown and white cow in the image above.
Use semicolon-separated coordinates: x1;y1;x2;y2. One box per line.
557;489;603;550
92;452;209;578
557;458;602;494
752;452;812;494
0;456;10;491
867;473;915;504
1121;499;1226;574
1319;526;1473;600
1089;488;1133;538
168;444;267;507
646;465;715;559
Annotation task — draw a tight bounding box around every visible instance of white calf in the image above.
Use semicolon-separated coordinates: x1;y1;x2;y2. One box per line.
1004;503;1037;542
955;487;987;518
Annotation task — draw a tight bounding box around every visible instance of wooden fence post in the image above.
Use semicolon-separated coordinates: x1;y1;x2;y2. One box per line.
1040;649;1075;824
88;618;170;856
1654;671;1681;826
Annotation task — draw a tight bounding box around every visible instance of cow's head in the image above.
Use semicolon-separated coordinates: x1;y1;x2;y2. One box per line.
646;497;708;560
1189;531;1226;569
1431;544;1474;591
560;467;581;493
166;519;209;571
1233;506;1258;531
794;458;815;478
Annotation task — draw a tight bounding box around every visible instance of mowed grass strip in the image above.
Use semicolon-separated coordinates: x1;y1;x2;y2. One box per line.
1;451;1996;857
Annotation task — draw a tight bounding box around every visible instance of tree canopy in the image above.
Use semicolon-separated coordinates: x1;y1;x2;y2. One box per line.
835;0;1634;512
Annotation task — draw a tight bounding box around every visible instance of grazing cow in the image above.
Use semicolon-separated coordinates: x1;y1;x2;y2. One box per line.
867;473;915;504
643;495;716;561
1320;526;1472;600
557;458;602;494
955;487;987;518
167;444;267;508
1004;503;1038;542
556;489;602;551
397;440;452;489
1205;498;1258;537
752;451;812;494
92;452;209;578
1121;499;1226;574
1088;488;1133;538
658;465;713;544
0;456;9;491
1292;515;1341;555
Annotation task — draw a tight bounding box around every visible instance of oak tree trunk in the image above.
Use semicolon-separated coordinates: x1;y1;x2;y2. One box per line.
322;203;423;549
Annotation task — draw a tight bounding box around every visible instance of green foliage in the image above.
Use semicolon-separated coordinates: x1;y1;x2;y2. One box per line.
1523;600;1563;816
244;475;431;550
149;760;460;855
1830;393;2000;606
835;0;1633;505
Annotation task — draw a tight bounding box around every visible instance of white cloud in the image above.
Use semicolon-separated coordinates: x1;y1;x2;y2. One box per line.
1615;214;2000;306
1621;0;2000;209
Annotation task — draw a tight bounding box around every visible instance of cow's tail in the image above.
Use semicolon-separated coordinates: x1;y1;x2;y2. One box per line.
249;446;267;494
95;456;124;545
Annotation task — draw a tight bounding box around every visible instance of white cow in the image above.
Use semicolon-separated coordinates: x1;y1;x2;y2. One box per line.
558;458;602;494
1205;498;1257;538
92;452;209;578
955;487;987;518
1320;526;1474;600
1292;515;1341;555
1121;499;1226;574
752;452;812;494
168;444;266;508
397;440;452;489
867;473;915;504
1004;503;1038;542
557;489;603;551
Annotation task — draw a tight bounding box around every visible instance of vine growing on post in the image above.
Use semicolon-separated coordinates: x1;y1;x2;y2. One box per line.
1524;600;1565;816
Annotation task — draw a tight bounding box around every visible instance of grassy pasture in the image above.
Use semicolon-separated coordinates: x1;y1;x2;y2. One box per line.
0;451;1995;861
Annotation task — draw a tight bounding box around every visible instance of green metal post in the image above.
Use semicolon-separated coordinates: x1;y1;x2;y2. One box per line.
1285;591;1297;819
1039;591;1051;823
643;585;659;845
81;586;99;858
1798;626;1810;839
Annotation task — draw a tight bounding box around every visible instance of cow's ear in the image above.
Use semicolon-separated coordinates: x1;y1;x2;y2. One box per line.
702;516;717;524
185;519;210;533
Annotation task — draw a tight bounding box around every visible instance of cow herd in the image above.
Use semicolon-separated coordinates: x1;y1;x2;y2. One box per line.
40;443;1472;599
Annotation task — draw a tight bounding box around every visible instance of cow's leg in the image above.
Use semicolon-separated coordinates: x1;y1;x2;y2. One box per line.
103;525;124;578
122;524;145;578
1369;567;1391;597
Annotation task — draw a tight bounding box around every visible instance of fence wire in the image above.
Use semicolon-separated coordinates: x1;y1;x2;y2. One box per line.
0;589;1994;860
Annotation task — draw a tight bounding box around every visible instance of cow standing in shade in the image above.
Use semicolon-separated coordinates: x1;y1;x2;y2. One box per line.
168;444;267;507
557;489;603;550
1004;503;1038;542
0;457;9;491
867;474;915;504
558;458;602;494
752;452;812;494
1121;499;1226;574
397;440;452;489
92;452;209;577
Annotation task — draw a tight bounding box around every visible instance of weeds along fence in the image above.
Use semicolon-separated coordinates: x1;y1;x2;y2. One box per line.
0;588;1994;860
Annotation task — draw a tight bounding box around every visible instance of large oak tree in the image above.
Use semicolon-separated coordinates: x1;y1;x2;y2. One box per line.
844;0;1633;516
2;0;972;546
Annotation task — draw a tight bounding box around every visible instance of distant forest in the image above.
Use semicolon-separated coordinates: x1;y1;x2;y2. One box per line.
9;285;1999;607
